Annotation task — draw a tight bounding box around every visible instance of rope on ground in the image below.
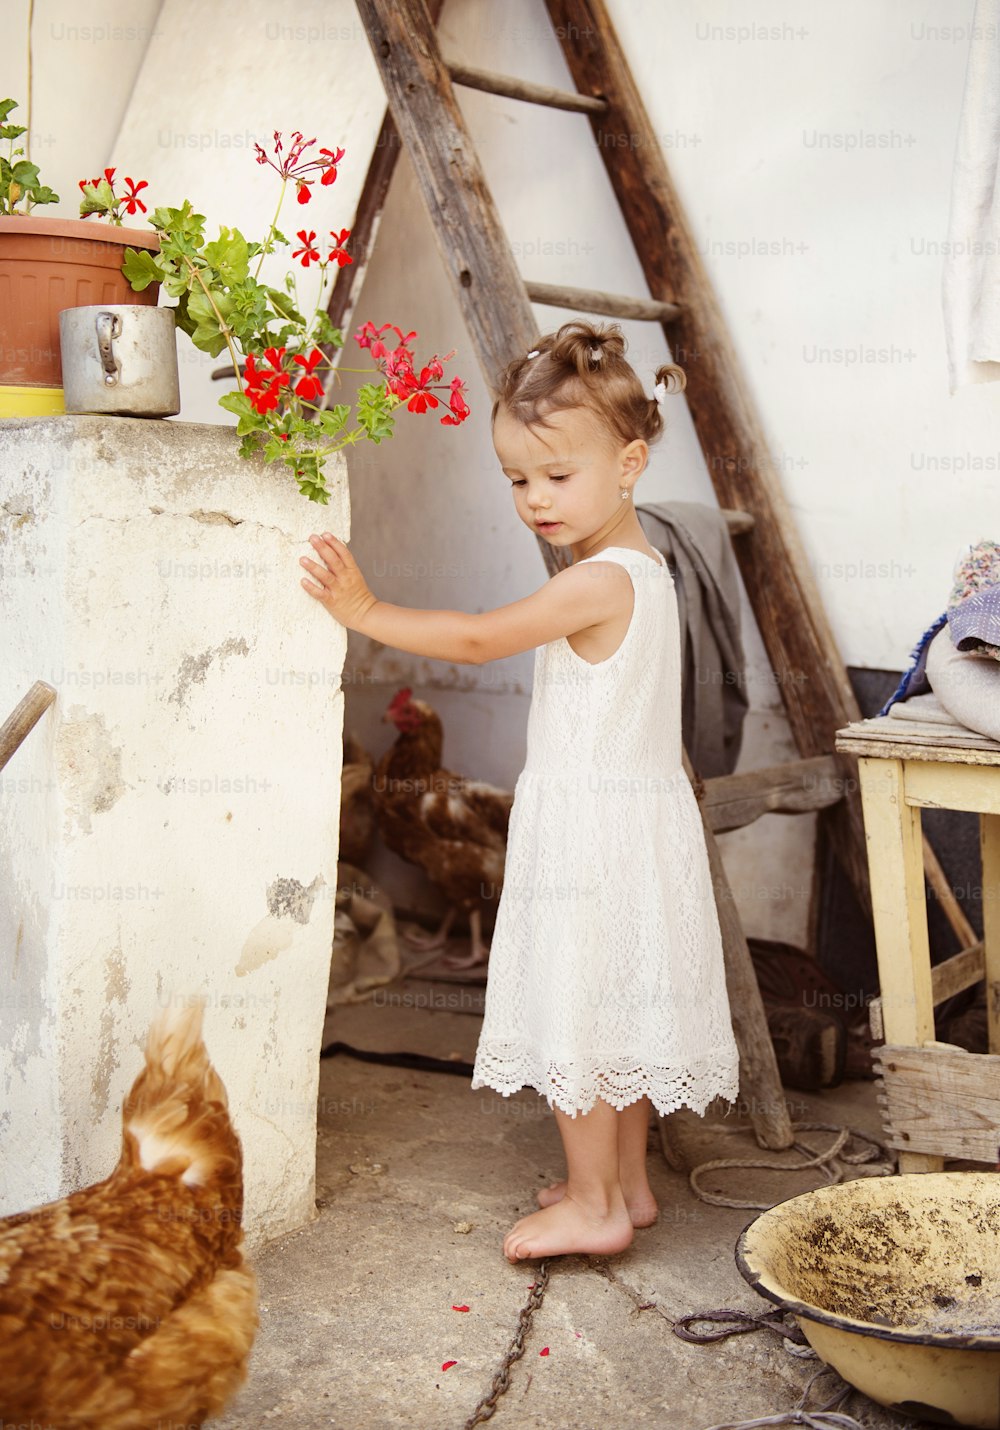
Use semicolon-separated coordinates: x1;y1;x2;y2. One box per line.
688;1121;896;1210
462;1260;551;1429
696;1364;870;1430
672;1307;807;1347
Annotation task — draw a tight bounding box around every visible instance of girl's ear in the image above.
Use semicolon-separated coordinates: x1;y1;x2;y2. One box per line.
621;438;649;480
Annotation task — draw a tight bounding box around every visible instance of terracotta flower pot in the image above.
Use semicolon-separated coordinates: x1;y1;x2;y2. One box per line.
0;216;160;387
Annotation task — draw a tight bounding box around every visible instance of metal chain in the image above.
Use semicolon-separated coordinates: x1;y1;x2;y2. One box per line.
462;1260;551;1429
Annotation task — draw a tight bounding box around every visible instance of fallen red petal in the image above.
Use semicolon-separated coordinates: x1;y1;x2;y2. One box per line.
452;1305;470;1312
441;1360;457;1371
539;1347;550;1356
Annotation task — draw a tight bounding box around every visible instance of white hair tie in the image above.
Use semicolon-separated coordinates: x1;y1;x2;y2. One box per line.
526;349;540;359
653;379;667;405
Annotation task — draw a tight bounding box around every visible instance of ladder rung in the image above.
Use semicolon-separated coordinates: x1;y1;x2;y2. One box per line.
445;60;607;115
722;509;755;535
702;755;844;834
524;281;680;323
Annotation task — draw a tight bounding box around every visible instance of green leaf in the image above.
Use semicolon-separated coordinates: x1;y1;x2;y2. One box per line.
356;381;396;444
151;201;206;246
203;227;250;285
10;159;40;188
0;99;19;123
314;405;350;437
310;312;342;348
185;285;234;356
218;391;267;437
121;247;162;292
29;184;58;206
0;123;27;141
265;286;304;328
263;435;291;465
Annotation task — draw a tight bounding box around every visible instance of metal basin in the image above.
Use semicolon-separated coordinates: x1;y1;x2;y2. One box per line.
736;1173;1000;1428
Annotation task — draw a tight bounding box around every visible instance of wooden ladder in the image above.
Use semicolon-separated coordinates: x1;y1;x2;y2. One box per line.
337;0;973;1149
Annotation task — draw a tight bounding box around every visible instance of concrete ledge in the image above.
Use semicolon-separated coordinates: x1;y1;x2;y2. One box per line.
0;415;349;1245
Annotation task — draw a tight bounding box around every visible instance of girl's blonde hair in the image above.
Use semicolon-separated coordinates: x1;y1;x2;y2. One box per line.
492;320;685;448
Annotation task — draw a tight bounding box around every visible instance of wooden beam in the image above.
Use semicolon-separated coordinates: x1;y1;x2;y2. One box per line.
687;751;794;1150
525;280;680;323
0;681;56;772
355;0;539;390
322;0;447;388
355;0;560;578
445;60;608;114
931;940;984;1005
703;755;843;835
544;0;871;918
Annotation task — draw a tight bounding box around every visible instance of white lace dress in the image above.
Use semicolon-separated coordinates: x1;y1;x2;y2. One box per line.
472;545;741;1118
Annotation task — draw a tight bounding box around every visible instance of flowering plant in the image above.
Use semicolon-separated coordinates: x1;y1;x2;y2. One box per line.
0;98;58;214
78;167;149;226
101;130;468;504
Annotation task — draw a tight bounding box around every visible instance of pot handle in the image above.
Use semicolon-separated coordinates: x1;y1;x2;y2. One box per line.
95;312;123;387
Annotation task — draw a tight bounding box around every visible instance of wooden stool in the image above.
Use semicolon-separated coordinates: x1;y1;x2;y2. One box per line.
835;714;1000;1171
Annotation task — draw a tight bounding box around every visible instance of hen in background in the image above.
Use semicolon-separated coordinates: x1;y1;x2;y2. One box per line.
339;730;377;869
0;1001;257;1429
374;687;513;968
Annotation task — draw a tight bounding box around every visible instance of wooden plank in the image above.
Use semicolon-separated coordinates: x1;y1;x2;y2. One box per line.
0;681;56;772
905;761;1000;816
445;60;608;114
544;0;871;920
982;814;1000;1052
323;0;446;381
356;0;539;391
836;717;1000;764
858;757;934;1047
922;831;978;951
355;0;561;582
834;726;980;951
686;750;794;1150
703;754;843;834
524;280;680;323
931;941;984;1004
874;1043;1000;1163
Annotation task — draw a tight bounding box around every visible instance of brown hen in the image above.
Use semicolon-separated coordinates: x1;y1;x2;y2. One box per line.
374;687;513;967
0;1001;257;1429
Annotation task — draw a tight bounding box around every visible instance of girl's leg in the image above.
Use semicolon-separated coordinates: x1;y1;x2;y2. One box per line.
503;1098;634;1262
536;1096;658;1226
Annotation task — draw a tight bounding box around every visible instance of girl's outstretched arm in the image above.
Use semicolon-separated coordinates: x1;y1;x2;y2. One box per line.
300;532;632;666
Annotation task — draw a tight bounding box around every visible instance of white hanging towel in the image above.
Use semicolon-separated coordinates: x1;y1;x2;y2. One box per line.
943;0;1000;390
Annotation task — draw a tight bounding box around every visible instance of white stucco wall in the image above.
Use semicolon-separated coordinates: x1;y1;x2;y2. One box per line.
0;418;348;1244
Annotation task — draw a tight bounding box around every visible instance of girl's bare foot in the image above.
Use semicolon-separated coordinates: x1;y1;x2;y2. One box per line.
503;1195;634;1262
536;1178;659;1228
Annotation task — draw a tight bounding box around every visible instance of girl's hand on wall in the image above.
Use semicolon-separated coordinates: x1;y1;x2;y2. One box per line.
300;533;377;630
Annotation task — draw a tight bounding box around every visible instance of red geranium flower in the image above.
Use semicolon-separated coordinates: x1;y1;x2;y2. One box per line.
293;230;320;267
327;228;352;267
292;348;325;402
405;368;441;414
122;176;148;216
441;377;470;426
319;147;344;184
244;349;291;415
253;132;345;206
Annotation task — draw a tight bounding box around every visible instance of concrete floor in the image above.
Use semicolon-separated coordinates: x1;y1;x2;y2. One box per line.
216;967;929;1430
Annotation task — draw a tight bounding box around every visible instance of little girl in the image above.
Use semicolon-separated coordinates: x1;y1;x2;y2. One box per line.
300;321;740;1263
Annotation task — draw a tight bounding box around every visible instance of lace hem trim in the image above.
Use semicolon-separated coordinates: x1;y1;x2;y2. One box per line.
471;1053;740;1120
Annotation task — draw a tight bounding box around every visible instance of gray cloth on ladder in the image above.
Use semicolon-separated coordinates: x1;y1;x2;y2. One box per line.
637;501;748;779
